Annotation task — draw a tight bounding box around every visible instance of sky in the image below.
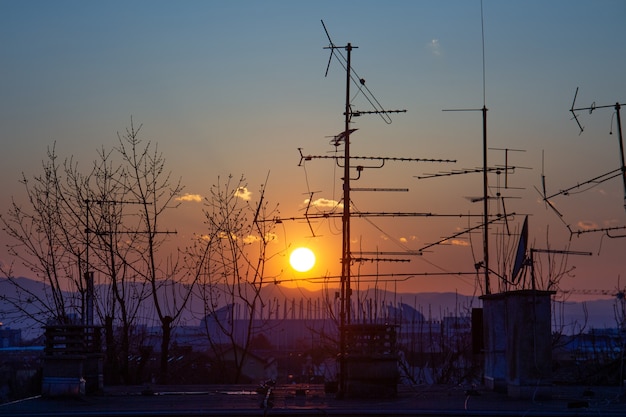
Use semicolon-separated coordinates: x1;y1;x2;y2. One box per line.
1;1;625;299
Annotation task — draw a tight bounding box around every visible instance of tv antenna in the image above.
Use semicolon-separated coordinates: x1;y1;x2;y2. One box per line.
321;20;406;124
417;212;515;254
436;107;495;295
418;147;528;237
524;247;592;292
412;1;525;295
316;20;458;397
569;87;626;212
506;215;592;291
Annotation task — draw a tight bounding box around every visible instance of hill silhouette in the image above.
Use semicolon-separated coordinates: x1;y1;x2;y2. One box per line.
1;276;620;340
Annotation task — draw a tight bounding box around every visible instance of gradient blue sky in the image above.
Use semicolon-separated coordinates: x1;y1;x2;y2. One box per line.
1;1;625;297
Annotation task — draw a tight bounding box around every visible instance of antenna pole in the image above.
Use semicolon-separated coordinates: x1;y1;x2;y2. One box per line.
479;0;490;294
482;106;490;294
342;43;352;329
338;42;352;398
319;22;420;397
615;103;626;211
341;43;352;324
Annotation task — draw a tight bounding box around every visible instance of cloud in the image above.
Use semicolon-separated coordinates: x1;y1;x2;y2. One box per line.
234;187;252;201
241;233;279;245
218;231;236;240
577;220;598;231
176;193;202;203
305;198;343;210
446;239;469;247
428;39;442;56
399;235;417;243
603;218;621;227
190;231;277;247
243;234;259;244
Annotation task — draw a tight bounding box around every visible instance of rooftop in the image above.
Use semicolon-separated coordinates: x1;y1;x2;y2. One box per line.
2;383;625;417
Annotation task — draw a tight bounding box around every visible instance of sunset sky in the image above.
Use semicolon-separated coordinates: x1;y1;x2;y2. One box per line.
1;1;625;298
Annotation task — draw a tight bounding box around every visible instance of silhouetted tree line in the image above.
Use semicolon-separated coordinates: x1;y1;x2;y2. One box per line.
0;120;280;384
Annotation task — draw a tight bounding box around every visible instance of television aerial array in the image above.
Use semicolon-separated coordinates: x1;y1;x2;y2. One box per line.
410;1;532;295
540;88;626;239
304;20;463;326
413;98;529;295
288;20;463;398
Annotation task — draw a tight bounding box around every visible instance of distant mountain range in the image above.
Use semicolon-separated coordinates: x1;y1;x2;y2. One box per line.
1;276;621;340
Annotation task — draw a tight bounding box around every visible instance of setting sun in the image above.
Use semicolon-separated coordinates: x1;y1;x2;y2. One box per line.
289;247;316;272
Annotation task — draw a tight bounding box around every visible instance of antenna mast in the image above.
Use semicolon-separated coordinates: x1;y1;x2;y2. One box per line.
426;1;498;294
321;20;436;398
341;41;352;332
321;21;354;398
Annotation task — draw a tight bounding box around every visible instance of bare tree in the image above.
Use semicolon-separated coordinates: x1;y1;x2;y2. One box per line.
191;175;280;383
115;121;195;382
0;144;86;327
83;146;152;384
0;140;153;384
1;120;196;384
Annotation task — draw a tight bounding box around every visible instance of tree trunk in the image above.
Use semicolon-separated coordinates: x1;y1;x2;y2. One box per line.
104;316;119;384
160;315;173;383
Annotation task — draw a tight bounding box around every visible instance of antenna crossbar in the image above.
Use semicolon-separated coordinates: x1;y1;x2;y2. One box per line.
353;257;411;263
571;224;626;237
531;248;592;256
354;251;422;256
260;211;500;223
416;166;514;179
298;148;455;166
351;187;408;192
92;229;177;236
544;168;621;200
351;109;407;117
273;271;480;285
418;213;515;252
443;108;484;112
85;199;148;205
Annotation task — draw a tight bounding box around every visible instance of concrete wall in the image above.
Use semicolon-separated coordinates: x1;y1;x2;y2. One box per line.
481;290;554;398
482;296;506;392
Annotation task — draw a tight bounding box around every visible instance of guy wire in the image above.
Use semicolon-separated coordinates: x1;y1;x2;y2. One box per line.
328;47;393;124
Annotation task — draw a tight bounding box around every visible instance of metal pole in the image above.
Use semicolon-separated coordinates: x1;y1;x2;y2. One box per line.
614;103;626;212
344;43;352;325
339;42;352;398
482;106;490;294
530;249;536;291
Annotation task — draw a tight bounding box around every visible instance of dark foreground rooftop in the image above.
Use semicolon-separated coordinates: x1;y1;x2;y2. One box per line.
1;383;626;417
